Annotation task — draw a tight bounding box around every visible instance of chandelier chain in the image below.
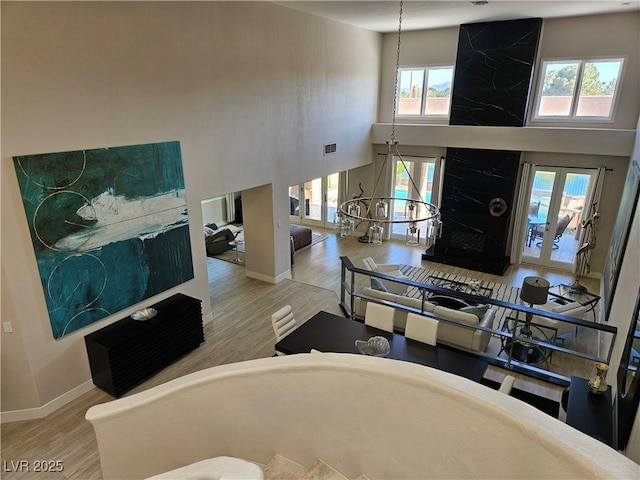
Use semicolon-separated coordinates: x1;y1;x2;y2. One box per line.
336;0;440;247
390;0;403;142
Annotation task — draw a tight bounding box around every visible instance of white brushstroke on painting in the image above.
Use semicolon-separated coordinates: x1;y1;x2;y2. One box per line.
54;188;188;252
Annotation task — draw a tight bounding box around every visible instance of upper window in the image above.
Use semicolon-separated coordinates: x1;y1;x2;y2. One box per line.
397;66;454;118
533;58;624;121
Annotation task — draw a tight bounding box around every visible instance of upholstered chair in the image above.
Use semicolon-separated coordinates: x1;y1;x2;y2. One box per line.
364;302;395;333
405;313;439;346
271;305;297;355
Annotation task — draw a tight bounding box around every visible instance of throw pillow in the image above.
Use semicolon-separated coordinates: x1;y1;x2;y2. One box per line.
460;304;490;320
370;277;388;292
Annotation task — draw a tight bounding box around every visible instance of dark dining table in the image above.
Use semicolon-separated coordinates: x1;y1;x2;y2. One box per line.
275;311;489;383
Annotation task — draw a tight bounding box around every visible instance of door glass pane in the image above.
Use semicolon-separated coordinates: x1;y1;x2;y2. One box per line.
523;170;555;259
289;185;300;217
391;157;435;236
327;173;339;225
537;61;579;117
304;178;322;221
550;173;593;264
398;69;424;116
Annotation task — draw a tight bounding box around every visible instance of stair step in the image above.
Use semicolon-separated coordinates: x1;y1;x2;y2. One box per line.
303;459;348;480
264;454;364;480
264;454;308;480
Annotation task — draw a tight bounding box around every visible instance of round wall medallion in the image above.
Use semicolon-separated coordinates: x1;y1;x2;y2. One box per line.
488;198;507;217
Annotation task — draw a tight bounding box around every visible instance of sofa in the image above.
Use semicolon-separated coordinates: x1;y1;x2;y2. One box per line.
204;224;243;256
353;286;495;352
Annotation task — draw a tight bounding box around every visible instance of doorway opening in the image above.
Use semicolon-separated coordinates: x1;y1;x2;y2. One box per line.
289;173;340;229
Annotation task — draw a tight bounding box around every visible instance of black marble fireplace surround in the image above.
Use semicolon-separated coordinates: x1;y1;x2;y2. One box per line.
426;148;520;275
450;18;543;127
425;18;542;275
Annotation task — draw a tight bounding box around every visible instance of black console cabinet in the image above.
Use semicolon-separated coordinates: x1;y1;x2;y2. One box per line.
85;293;204;397
565;376;613;447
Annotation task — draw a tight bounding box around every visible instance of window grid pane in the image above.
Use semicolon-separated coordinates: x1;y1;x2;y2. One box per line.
537;61;580;117
398;69;424;116
424;67;453;116
397;66;453;118
576;60;622;118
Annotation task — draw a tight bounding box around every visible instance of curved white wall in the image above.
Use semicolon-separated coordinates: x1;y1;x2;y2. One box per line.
86;354;640;480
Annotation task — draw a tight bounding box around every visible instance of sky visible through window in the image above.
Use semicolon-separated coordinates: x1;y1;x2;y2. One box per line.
399;68;452;93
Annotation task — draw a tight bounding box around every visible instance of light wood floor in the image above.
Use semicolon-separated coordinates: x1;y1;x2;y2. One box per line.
1;228;599;479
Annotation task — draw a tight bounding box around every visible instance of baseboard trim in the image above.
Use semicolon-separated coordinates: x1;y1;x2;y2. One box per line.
1;380;95;424
245;269;291;284
203;311;214;325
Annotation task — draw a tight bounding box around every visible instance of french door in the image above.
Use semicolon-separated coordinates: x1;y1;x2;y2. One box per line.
289;173;339;229
389;156;440;241
521;167;598;271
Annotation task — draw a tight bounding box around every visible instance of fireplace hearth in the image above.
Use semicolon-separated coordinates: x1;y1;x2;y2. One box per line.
450;230;486;254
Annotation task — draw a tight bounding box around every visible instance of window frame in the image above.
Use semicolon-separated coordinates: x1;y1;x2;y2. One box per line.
531;56;625;123
395;64;454;121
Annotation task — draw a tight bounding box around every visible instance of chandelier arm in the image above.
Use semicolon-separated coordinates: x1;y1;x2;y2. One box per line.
339;197;439;224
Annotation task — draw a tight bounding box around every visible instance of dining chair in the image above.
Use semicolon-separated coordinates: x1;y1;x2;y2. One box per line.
405;313;439;346
498;375;516;395
533;213;575;249
271;305;297;355
529;201;541;216
364;302;395;333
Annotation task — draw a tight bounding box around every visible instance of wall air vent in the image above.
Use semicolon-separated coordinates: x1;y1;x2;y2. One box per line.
323;143;337;156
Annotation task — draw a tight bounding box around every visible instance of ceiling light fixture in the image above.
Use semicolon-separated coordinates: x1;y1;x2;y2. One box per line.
338;0;441;247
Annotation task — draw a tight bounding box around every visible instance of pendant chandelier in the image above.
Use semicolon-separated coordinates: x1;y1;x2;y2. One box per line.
338;0;441;248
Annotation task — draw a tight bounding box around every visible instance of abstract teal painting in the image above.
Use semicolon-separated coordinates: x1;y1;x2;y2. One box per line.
13;141;194;338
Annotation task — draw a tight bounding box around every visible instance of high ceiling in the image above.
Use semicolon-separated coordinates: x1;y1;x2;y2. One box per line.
271;1;640;33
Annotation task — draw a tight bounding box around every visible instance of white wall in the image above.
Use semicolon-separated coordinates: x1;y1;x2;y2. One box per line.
605;121;640;461
202;196;228;226
1;1;381;413
615;191;640;462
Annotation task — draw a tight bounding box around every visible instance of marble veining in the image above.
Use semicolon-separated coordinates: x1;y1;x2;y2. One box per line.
450;18;542;127
430;148;520;274
431;18;542;273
